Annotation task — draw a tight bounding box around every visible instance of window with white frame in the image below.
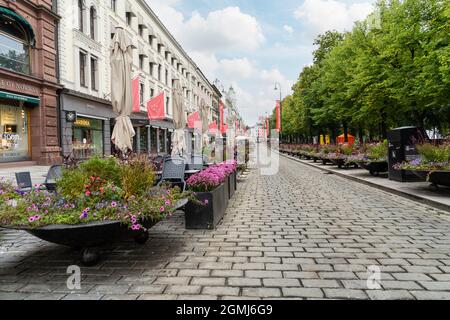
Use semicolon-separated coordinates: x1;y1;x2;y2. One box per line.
90;55;98;91
79;50;87;87
78;0;85;32
89;6;97;40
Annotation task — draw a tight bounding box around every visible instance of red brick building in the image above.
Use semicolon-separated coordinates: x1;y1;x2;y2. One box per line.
0;0;61;165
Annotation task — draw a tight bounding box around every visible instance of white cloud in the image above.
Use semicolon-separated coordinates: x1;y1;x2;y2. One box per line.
148;2;265;53
283;25;294;34
146;1;291;124
294;0;373;35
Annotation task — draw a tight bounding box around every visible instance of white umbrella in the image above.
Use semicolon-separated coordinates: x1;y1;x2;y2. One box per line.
171;79;187;156
110;27;135;153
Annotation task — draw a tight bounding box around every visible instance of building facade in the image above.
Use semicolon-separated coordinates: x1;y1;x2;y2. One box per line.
0;0;61;165
58;0;217;160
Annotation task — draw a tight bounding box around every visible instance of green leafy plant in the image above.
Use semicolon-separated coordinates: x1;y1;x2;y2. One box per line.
417;144;450;164
120;155;156;200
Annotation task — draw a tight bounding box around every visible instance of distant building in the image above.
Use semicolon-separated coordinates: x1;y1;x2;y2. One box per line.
57;0;217;159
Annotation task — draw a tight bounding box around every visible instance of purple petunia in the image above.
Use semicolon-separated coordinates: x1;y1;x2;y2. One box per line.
111;201;118;208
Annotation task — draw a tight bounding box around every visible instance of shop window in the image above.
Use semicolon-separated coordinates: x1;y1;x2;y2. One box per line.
90;56;98;91
158;128;165;153
150;127;157;154
72;117;104;160
165;69;168;85
0;105;30;162
139;127;148;154
150;87;154;98
0;13;32;74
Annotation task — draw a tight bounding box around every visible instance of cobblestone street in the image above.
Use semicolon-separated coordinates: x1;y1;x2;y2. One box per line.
1;151;450;300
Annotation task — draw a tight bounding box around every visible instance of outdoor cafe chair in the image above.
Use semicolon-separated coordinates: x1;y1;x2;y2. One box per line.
44;165;63;192
15;172;33;191
157;156;187;192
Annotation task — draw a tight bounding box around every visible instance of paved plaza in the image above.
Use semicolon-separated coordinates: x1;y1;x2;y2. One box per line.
1;151;450;300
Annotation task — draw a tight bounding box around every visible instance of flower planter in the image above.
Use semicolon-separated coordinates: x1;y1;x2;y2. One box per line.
0;198;188;266
360;161;388;177
410;170;450;188
185;183;227;230
428;171;450;187
330;158;359;169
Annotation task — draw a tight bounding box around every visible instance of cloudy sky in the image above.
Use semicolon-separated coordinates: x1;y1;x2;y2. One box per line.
147;0;376;125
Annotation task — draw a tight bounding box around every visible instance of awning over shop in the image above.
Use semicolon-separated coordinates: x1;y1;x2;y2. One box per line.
0;6;36;46
0;90;39;105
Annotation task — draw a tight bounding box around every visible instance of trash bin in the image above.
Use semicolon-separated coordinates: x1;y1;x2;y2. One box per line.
387;126;428;182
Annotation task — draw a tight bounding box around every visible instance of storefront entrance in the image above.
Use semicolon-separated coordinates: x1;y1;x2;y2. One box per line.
0;102;30;162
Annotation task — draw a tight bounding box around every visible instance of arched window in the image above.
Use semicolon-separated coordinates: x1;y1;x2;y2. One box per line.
78;0;84;32
0;7;35;74
89;6;96;40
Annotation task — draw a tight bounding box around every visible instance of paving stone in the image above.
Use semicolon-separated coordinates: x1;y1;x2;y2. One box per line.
165;285;201;295
302;279;340;288
282;288;324;298
263;278;300;287
242;288;281;298
366;290;415;300
411;291;450;300
202;286;239;296
190;278;226;286
228;278;262;287
323;289;368;300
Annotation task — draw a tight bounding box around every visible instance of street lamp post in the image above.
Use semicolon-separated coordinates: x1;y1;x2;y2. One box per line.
274;83;282;143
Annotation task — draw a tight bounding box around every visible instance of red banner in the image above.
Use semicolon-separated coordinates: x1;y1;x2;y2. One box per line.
187;111;201;129
208;121;218;132
219;101;225;134
147;92;165;120
132;76;140;113
276;100;281;132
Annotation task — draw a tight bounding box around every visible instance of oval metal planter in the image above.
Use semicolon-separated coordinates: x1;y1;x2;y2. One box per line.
360;161;388;176
0;198;188;266
410;170;450;188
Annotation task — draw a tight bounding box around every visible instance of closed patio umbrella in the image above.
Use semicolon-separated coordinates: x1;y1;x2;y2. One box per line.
111;27;135;153
171;79;187;156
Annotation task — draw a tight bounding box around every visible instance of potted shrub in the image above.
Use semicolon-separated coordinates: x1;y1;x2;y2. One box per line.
0;156;189;265
185;162;232;229
394;143;450;188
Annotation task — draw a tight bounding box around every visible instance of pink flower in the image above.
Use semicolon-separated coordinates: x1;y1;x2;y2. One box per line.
165;200;171;206
111;201;118;208
28;216;35;223
131;224;141;231
34;215;41;221
204;199;209;205
85;191;91;197
160;206;165;213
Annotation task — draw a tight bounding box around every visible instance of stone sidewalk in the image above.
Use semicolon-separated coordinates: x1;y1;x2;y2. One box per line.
1;151;450;300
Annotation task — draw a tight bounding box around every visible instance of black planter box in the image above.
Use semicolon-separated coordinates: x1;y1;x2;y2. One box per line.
228;171;237;198
185;183;227;230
